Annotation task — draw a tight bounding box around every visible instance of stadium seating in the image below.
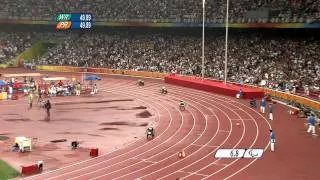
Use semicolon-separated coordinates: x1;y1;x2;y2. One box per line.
0;0;318;23
0;30;319;101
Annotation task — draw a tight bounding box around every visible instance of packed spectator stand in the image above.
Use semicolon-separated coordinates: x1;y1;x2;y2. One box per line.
1;30;319;100
40;31;320;89
0;0;319;23
0;32;34;64
0;1;319;102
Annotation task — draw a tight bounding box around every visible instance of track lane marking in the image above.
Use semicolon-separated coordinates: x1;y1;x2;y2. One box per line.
87;83;200;180
23;79;170;179
55;81;191;180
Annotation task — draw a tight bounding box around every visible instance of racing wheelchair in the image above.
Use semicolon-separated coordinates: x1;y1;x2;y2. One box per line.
160;87;168;94
146;127;155;139
179;101;186;111
138;80;144;86
250;98;257;108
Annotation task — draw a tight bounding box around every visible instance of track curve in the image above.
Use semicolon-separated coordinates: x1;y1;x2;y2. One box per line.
23;75;271;180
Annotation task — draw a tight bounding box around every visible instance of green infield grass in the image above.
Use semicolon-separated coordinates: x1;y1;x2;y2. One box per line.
0;160;19;180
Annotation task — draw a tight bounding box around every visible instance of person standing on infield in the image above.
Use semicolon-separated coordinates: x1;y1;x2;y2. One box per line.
93;84;98;94
260;97;266;114
307;114;316;135
37;88;43;105
76;82;81;96
270;129;276;152
44;100;51;120
269;103;273;120
28;92;34;109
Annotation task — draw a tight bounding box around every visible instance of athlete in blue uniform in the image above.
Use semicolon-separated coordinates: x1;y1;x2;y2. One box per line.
236;89;244;98
270;129;276;152
269;104;273;120
260;97;266;113
307;114;316;135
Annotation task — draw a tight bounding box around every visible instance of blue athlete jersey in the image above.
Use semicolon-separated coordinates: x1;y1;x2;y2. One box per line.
308;116;316;126
261;98;266;107
270;132;276;140
269;106;273;113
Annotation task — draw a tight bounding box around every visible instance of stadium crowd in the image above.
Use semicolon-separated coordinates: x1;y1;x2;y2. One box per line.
35;31;320;96
0;32;34;64
0;32;62;64
0;30;319;99
0;0;319;23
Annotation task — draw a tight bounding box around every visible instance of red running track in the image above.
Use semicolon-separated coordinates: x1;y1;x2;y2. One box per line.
19;73;320;180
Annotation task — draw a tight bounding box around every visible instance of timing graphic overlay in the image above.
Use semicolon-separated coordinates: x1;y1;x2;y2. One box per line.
56;13;93;30
215;149;264;158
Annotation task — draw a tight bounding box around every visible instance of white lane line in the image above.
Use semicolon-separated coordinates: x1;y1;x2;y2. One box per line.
230;119;254;121
161;82;272;180
23;77;272;180
191;144;219;148
218;130;230;133
110;83;216;180
212;162;229;167
223;101;272;180
61;83;189;180
157;88;241;180
97;80;235;180
50;87;179;180
101;80;265;180
132;84;233;179
201;104;262;179
140;159;158;164
62;79;206;180
177;170;208;177
88;84;199;180
23;80;169;179
159;86;253;180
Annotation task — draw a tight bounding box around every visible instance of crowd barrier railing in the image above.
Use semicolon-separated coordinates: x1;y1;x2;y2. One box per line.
34;66;320;110
36;65;167;79
167;74;319;110
261;88;319;110
0;64;8;68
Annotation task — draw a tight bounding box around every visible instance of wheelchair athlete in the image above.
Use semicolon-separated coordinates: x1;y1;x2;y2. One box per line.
250;98;257;108
178;149;186;158
179;101;186;111
138;79;144;86
146;127;155;139
160;86;168;94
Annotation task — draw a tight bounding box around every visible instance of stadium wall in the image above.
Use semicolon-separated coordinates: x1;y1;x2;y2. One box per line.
230;82;320;110
0;64;8;68
222;80;319;110
165;74;264;99
36;65;167;79
261;88;320;111
34;65;319;110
